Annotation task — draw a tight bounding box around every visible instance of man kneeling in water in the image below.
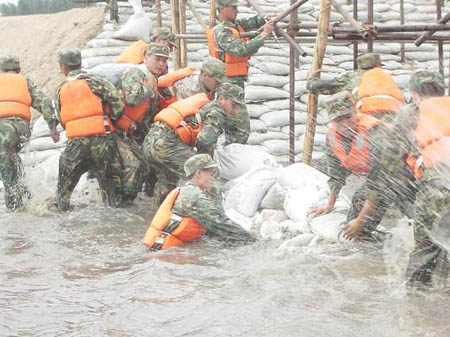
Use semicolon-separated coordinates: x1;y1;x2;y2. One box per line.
142;154;255;250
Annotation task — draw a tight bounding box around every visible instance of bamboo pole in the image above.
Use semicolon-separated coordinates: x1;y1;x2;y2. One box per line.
179;0;188;68
303;0;331;165
170;0;181;69
155;0;162;28
415;11;450;46
400;0;405;62
330;0;369;39
367;0;373;52
210;0;216;28
352;0;358;69
289;0;298;164
186;0;207;31
437;0;444;77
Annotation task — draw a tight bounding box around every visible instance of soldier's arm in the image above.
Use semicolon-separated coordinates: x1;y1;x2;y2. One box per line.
26;77;57;127
85;75;124;123
236;15;266;31
326;143;351;192
196;103;224;154
306;71;355;95
215;25;264;58
53;83;63;124
224;105;250;145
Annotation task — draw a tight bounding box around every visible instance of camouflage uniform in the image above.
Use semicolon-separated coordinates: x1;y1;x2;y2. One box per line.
115;67;157;203
0;56;56;210
172;154;255;243
213;0;266;88
109;0;119;23
54;47;125;211
143;83;248;204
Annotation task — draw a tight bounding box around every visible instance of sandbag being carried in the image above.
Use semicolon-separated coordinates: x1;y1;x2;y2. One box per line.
224;166;277;217
114;0;152;42
214;143;279;181
88;63;150;85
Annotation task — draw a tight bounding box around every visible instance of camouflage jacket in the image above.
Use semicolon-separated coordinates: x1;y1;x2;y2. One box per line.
172;72;216;100
326;123;388;191
172;182;254;242
214;16;266;83
54;69;124;126
306;70;363;96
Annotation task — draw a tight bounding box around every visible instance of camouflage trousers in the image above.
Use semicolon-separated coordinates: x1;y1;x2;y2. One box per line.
346;176;416;241
405;180;450;290
115;134;150;203
0;118;31;210
57;134;123;211
142;128;196;206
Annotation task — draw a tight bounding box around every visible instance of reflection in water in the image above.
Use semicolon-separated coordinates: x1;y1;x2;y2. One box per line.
0;180;449;337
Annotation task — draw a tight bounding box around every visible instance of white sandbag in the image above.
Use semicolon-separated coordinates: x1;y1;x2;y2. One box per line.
22;149;62;166
250;119;267;132
258;209;289;240
245;86;289;102
114;13;152;42
263;139;302;155
247;132;288;145
277;163;329;190
274;233;316;255
28;135;66;151
214;143;279;180
284;186;328;223
298;133;327;148
254;61;290;75
309;211;349;243
88;63;150;85
259;110;306;127
225;209;254;232
87;39;131;49
37;152;60;181
81;47;125;58
224;166;278;217
247;104;270;118
82;56;118;69
248;73;288;88
260;183;287;210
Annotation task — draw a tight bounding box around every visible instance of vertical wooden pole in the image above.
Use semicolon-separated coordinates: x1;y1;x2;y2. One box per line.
179;0;188;68
352;0;358;69
155;0;162;28
400;0;405;63
289;0;299;164
171;0;181;69
437;0;444;77
303;0;331;165
210;0;217;27
367;0;373;52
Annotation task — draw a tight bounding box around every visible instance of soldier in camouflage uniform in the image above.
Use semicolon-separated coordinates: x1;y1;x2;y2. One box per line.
109;0;119;24
0;56;57;210
307;91;395;241
150;27;177;51
143;82;249;206
172;153;255;243
114;67;157;203
211;0;274;89
53;47;124;211
307;53;404;122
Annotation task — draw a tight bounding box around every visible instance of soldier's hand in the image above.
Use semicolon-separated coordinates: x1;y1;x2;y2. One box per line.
50;127;60;143
307;204;332;218
343;219;364;240
261;20;274;38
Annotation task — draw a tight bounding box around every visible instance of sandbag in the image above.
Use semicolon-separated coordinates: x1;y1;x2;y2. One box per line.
225;209;254;232
274;233;316;256
284;186;328;223
28;134;66;152
277;163;329;190
260;183;287;210
214;144;279;181
245;86;289;102
88;63;150;85
254;61;290;76
259;110;306;127
21;149;62;166
309;211;349;243
248;73;288;88
224;166;278;217
114;4;152;42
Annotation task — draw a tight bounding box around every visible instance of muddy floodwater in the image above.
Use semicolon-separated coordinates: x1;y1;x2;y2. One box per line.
0;186;449;337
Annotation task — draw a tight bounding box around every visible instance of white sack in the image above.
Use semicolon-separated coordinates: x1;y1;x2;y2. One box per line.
88;63;150;85
260;183;287;210
309;211;349;243
277;163;329;190
224;166;277;217
214;144;278;181
28;134;66;151
114;0;152;42
225;209;254;232
274;233;316;255
245;86;289;102
284;186;328;223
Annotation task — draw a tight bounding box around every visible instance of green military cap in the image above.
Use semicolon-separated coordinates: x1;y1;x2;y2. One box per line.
184;154;218;178
217;0;238;7
151;27;177;47
57;47;82;66
218;82;245;106
357;53;382;70
118;68;151;107
146;43;170;57
327;91;354;122
408;70;445;96
0;55;20;71
201;57;226;83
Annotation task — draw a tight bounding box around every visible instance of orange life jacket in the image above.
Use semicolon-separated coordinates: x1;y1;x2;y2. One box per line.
412;97;450;175
353;67;404;115
206;25;250;77
59;78;114;138
0;73;32;121
115;40;147;64
157;66;196;109
154;93;210;146
142;188;206;250
328;114;382;174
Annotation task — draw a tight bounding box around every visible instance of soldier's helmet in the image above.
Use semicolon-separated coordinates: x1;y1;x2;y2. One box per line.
327;91;354;122
184;154;218;178
201;57;226;83
408;70;445;96
357;53;382;70
57;47;82;66
118;68;150;107
217;82;245;106
217;0;239;7
151;27;177;48
146;43;170;58
0;55;20;71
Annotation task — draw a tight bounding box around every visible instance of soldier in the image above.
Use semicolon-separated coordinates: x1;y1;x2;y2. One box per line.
142;153;255;250
307;53;404;121
109;0;119;24
0;55;57;210
143;82;249;206
150;27;177;51
206;0;274;89
53;47;124;211
114;67;158;204
307;91;395;241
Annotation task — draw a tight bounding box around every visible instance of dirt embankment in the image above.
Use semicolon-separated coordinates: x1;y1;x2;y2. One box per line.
0;7;105;96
